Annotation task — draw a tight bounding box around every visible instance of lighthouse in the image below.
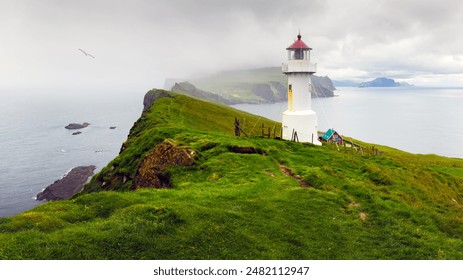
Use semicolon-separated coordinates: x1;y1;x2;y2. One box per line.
281;33;321;145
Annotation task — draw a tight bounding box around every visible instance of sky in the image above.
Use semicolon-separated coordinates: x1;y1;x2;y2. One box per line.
1;0;463;92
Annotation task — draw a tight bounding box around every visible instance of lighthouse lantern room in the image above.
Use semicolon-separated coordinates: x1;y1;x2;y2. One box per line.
282;33;321;145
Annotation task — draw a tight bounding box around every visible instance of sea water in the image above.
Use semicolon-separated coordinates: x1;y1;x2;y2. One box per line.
0;88;144;217
233;87;463;159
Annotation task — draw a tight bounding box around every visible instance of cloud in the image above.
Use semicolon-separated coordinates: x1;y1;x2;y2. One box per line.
312;0;463;84
1;0;463;90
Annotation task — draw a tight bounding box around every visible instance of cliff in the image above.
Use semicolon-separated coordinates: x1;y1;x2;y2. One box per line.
1;89;463;260
171;67;336;104
311;75;337;97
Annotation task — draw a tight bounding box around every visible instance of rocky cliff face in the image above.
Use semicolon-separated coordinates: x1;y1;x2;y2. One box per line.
251;81;288;102
311;75;336;97
143;89;173;111
132;140;195;189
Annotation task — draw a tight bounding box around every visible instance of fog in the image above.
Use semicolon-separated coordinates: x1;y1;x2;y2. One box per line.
1;0;463;93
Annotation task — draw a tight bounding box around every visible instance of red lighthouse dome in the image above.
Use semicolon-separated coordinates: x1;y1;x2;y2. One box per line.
286;34;312;50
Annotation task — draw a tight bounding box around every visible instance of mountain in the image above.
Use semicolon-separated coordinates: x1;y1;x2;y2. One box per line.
311;75;337;97
1;89;462;259
169;67;336;104
359;77;401;87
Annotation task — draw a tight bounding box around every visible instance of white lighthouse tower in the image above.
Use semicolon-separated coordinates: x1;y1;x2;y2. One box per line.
282;33;321;145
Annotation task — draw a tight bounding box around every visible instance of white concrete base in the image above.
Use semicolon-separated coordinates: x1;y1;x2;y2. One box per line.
282;110;322;145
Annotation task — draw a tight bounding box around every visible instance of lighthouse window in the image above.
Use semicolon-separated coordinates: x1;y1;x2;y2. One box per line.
293;49;303;60
288;84;292;91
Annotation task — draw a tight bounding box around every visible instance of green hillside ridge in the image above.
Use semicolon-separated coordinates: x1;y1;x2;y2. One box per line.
1;89;463;259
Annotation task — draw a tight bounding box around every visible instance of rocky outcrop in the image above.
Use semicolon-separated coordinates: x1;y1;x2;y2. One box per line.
65;122;90;129
132;140;195;190
143;89;173;111
36;165;96;201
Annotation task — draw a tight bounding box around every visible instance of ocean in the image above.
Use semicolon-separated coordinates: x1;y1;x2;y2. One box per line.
232;87;463;159
0;88;145;217
1;86;462;217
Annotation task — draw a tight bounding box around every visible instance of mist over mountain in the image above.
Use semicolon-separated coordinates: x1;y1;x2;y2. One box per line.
168;67;336;104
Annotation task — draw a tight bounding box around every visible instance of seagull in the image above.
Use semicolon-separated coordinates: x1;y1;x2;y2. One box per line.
78;48;95;58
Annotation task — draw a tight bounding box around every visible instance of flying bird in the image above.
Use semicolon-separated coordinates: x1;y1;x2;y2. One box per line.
78;48;95;58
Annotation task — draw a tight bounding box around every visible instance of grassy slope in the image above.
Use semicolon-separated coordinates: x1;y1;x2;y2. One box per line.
1;90;463;260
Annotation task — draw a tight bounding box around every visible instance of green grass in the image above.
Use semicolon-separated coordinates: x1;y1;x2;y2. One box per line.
1;90;463;259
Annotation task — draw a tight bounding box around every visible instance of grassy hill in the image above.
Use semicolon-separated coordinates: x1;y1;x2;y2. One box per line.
1;89;463;259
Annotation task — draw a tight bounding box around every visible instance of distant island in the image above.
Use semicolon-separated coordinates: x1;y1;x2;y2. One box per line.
333;77;413;88
359;77;413;87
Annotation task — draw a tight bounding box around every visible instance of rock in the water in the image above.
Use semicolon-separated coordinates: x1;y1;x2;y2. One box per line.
65;122;90;129
132;140;195;190
109;126;116;129
36;165;96;201
72;131;82;135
